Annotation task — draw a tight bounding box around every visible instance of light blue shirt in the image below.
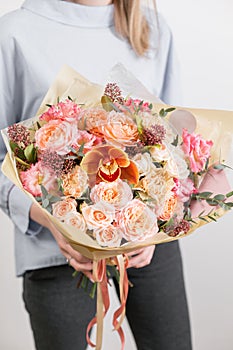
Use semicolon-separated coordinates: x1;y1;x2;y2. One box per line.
0;0;181;276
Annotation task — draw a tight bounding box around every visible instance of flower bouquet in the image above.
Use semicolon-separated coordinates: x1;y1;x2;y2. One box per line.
1;66;233;350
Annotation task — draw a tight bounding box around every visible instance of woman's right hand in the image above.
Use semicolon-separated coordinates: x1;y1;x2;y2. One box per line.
30;203;93;279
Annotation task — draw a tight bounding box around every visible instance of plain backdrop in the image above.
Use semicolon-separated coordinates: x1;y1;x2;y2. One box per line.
0;1;233;350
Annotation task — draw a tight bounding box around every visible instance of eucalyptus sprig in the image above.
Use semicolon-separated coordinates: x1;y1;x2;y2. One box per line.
35;185;61;213
192;190;233;211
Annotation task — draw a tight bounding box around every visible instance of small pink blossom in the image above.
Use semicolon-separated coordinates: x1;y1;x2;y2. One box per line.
72;130;102;154
40;99;81;122
124;98;151;113
173;177;197;203
20;161;57;197
182;129;213;173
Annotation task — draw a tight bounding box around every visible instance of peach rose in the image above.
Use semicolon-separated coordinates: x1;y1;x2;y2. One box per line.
63;212;87;232
35;119;78;155
78;108;108;136
94;225;122;247
159;193;178;221
81;202;115;230
117;199;158;242
52;198;77;219
90;179;133;209
20;161;57;197
61;165;88;198
101;111;138;148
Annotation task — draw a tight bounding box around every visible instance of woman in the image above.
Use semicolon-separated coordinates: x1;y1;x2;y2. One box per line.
0;0;192;349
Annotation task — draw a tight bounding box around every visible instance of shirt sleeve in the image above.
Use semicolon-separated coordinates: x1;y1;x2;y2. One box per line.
0;24;42;236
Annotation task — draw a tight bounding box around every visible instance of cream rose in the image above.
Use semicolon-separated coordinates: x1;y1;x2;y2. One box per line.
90;179;133;209
132;152;155;177
81;202;115;230
94;225;122;247
52;198;77;219
35;119;78;155
63;212;87;232
165;146;189;179
117;199;158;242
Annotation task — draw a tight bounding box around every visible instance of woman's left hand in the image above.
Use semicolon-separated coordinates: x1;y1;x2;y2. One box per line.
126;245;156;269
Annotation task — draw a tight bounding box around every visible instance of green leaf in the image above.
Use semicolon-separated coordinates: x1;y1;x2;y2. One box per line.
42;198;50;208
206;198;218;206
165;107;176;113
149;103;153;110
68;96;73;101
15;157;30;167
101;95;113;111
171;134;179;146
41;185;48;197
213;194;225;201
10;141;26;159
207;215;217;222
198;192;213;199
46;104;52;108
135;114;143;134
199;217;209;222
159;108;166;117
226;191;233;198
24;144;37;163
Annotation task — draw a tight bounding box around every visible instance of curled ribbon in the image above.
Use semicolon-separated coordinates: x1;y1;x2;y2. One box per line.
86;255;129;350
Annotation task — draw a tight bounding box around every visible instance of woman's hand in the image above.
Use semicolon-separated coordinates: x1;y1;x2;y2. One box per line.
30;203;93;279
126;245;156;269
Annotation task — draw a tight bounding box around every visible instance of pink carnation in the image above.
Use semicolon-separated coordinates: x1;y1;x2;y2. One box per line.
182;129;213;173
40;99;80;122
173;177;197;203
20;161;57;197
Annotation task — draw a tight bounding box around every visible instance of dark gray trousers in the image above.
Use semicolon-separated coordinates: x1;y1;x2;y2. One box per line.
23;241;192;350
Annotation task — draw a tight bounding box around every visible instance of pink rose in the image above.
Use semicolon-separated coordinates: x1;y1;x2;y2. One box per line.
35;119;78;155
94;225;122;247
40;100;81;122
81;202;115;230
182;129;213;173
117;199;158;242
20;161;57;197
72;130;102;154
52;198;77;219
90;179;133;209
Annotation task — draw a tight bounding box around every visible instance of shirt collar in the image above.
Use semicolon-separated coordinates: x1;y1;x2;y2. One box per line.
22;0;114;28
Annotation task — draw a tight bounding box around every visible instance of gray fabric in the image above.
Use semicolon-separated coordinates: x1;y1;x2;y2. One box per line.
23;241;192;350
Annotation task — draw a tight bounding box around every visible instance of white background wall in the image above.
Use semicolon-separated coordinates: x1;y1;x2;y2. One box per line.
0;1;233;350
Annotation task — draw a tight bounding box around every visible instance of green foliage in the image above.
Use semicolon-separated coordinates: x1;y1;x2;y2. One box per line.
159;107;176;118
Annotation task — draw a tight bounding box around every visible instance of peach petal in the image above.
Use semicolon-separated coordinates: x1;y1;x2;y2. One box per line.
108;147;130;168
120;160;139;185
80;149;103;174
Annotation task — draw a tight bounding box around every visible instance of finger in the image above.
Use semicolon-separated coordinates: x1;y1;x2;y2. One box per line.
127;246;155;268
127;249;144;257
61;243;92;264
69;259;93;272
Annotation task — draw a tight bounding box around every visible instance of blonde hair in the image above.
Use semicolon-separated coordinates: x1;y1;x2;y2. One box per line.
113;0;157;56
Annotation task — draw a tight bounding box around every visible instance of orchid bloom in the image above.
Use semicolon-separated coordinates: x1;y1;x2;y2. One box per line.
80;145;139;185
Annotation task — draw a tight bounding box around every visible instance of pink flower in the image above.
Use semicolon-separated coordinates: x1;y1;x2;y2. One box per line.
182;129;213;173
174;177;197;203
72;130;102;154
117;199;158;242
20;161;57;197
94;225;122;247
90;179;133;209
35;119;78;155
124;98;151;113
40;100;81;122
81;202;115;230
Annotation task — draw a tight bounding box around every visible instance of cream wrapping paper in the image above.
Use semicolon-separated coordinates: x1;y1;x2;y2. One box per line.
1;65;233;350
1;64;233;260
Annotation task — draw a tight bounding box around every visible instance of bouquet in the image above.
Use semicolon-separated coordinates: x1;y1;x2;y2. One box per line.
1;66;233;350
